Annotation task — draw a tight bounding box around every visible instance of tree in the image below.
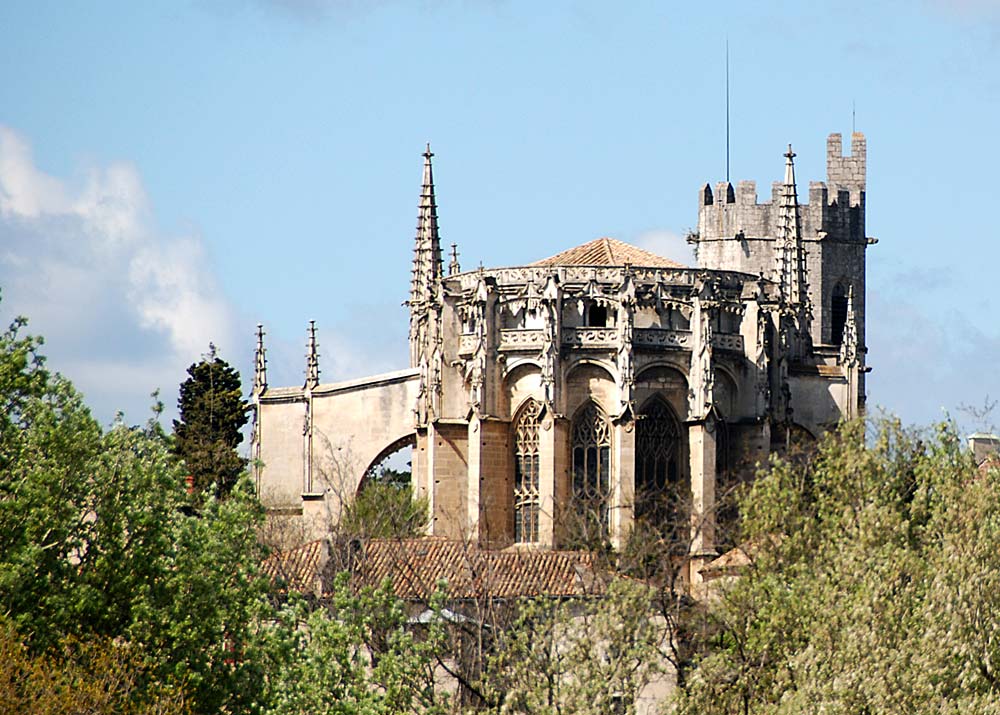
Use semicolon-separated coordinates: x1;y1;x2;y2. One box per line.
482;577;668;715
0;309;273;713
261;573;450;715
341;467;428;540
674;418;1000;715
173;345;248;497
0;619;187;715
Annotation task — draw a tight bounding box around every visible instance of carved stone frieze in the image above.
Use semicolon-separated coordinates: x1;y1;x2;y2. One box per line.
561;327;618;349
498;329;545;351
634;328;692;349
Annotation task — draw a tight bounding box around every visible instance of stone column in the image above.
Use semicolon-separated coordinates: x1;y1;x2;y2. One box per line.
412;428;432;535
687;285;718;584
537;409;559;548
425;422;440;535
688;420;717;559
466;416;482;545
611;420;636;551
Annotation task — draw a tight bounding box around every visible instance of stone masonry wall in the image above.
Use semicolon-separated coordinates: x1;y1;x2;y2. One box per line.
430;423;469;540
478;419;514;546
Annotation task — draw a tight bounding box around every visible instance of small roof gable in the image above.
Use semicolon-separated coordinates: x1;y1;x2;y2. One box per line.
531;237;684;268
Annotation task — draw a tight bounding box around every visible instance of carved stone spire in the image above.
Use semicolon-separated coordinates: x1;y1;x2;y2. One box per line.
839;285;859;366
775;144;806;306
448;243;461;275
304;320;319;390
253;324;267;396
409;144;443;307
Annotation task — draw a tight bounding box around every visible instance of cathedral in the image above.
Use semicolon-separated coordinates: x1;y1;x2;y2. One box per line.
250;132;871;575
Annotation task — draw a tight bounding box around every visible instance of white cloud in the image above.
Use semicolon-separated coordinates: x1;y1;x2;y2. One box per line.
634;229;695;266
0;126;238;425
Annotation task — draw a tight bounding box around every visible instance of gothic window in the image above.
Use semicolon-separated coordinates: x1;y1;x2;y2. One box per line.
634;397;682;533
513;399;541;543
571;402;612;538
831;283;848;345
586;304;608;328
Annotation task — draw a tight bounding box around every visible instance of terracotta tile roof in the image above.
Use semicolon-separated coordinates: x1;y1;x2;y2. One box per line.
262;539;326;595
531;237;684;268
355;538;606;600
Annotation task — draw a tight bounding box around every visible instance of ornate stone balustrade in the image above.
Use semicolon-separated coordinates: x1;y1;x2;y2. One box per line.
498;329;545;351
630;329;744;353
712;333;744;352
561;327;618;349
489;327;742;354
634;328;692;349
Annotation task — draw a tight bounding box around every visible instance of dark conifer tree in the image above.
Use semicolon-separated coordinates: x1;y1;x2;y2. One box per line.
173;345;249;497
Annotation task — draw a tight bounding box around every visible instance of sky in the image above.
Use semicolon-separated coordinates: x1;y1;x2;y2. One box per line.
0;0;998;433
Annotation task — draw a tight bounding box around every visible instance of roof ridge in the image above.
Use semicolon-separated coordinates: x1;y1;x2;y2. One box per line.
530;236;684;269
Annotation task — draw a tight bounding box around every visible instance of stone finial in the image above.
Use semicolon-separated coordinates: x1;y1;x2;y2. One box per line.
305;320;320;390
783;144;796;185
253;324;267;396
448;243;461;275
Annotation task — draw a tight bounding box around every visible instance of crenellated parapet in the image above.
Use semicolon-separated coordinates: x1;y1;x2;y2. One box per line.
697;133;866;247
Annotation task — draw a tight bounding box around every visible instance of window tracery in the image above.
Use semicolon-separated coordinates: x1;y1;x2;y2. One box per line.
635;397;682;532
513;399;541;543
571;402;612;538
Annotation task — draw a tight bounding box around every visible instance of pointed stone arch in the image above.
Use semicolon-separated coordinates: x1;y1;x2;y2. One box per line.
359;433;417;495
569;400;613;542
511;398;542;544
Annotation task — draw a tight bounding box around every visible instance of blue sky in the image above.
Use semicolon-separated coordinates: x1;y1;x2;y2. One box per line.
0;0;998;432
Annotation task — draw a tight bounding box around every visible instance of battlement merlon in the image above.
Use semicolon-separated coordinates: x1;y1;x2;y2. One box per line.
696;133;866;245
826;132;866;196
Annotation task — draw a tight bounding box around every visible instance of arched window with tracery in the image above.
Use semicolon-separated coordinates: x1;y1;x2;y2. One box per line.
571;402;612;540
512;399;541;543
634;397;682;536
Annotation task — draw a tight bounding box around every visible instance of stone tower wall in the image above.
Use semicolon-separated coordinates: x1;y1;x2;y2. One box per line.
697;133;867;348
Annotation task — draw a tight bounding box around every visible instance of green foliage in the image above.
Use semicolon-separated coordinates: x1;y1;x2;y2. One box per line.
483;578;667;715
675;418;1000;715
0;619;187;714
173;348;248;497
0;313;272;713
261;573;449;715
342;480;429;539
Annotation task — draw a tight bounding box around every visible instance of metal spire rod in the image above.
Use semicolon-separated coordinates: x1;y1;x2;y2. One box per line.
725;37;730;183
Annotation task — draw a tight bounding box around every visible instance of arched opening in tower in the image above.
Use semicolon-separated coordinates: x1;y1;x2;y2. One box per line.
831;283;849;345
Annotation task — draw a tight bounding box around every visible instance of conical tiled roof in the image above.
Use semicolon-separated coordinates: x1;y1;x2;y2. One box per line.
531;237;684;268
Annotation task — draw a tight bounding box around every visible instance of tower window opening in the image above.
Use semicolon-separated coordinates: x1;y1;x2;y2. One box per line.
587;304;608;327
513;399;541;544
831;284;848;345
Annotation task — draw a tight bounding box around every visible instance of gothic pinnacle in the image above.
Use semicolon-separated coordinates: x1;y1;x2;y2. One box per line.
775;143;805;306
410;143;443;307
